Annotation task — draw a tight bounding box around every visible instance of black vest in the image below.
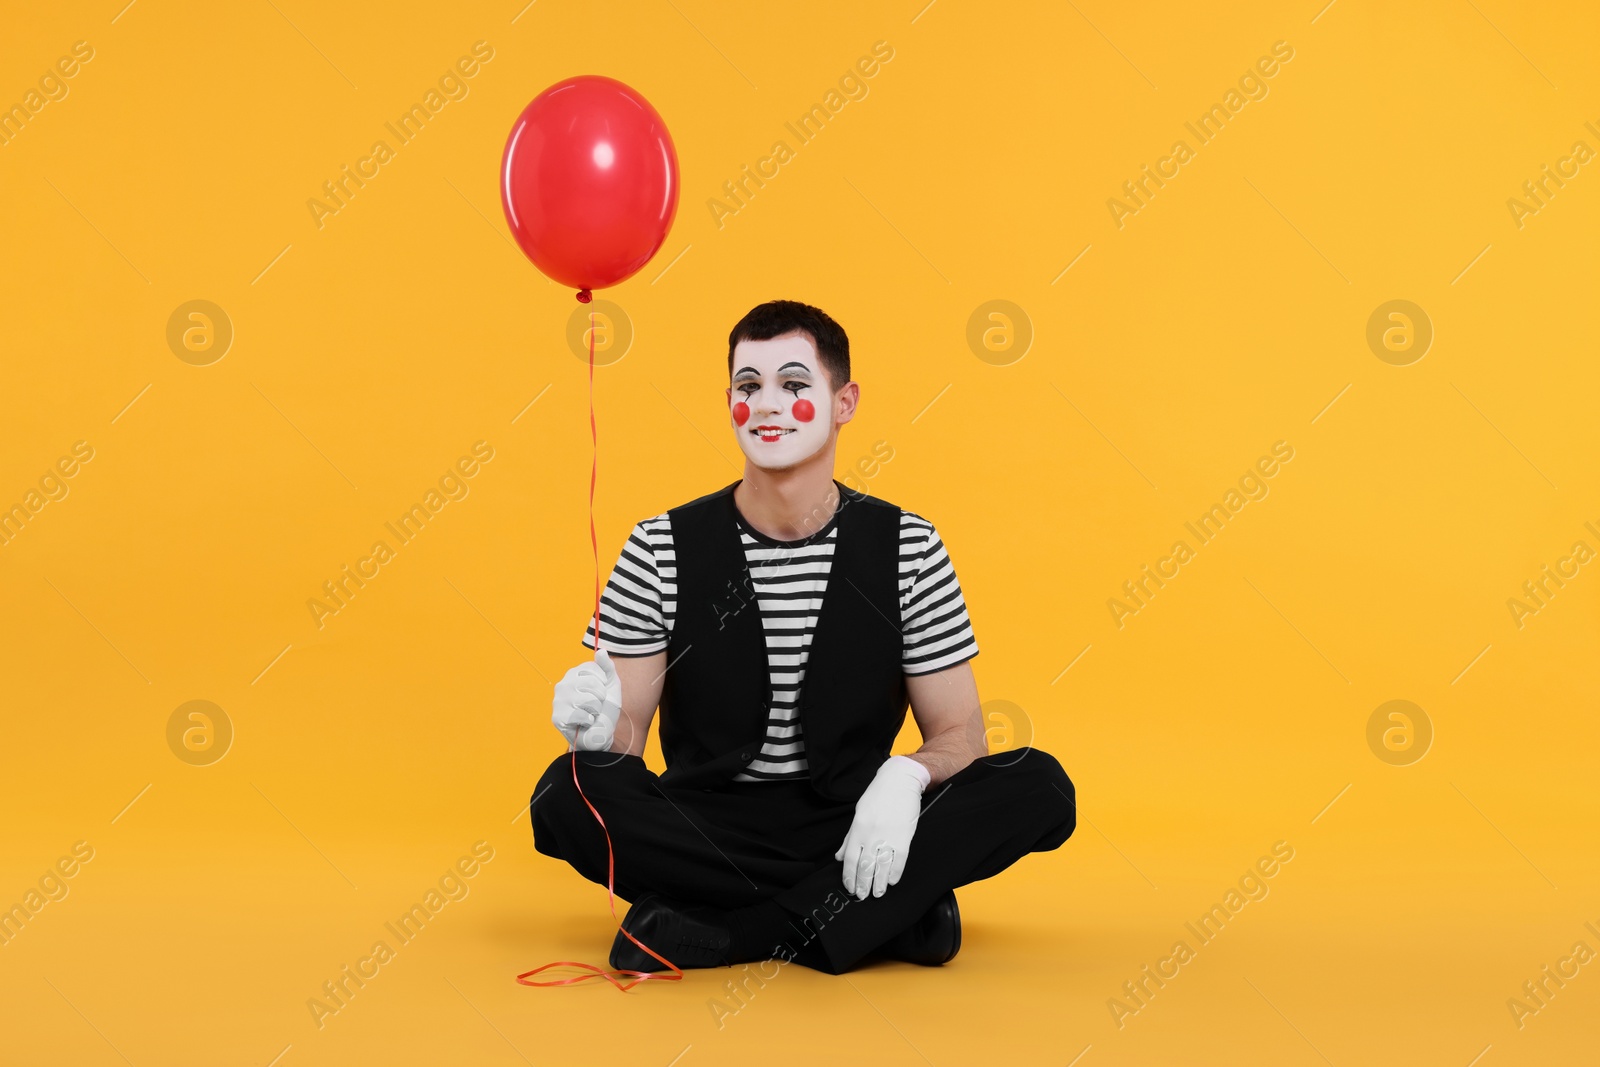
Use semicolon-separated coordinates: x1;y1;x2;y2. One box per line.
655;479;908;803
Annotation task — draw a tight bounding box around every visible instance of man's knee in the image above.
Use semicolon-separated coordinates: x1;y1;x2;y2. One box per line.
529;756;571;858
529;751;646;857
995;747;1076;849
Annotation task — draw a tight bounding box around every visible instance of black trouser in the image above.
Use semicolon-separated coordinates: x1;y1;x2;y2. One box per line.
529;746;1077;974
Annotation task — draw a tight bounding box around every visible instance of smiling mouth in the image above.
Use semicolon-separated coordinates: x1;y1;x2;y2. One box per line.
751;426;794;442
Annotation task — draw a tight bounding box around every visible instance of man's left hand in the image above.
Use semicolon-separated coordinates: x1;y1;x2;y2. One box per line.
834;756;930;900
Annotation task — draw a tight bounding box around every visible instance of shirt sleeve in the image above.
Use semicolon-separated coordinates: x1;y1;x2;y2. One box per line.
581;517;670;656
899;514;979;675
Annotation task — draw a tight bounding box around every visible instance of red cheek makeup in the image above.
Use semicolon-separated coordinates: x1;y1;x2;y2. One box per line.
732;401;750;426
791;399;815;423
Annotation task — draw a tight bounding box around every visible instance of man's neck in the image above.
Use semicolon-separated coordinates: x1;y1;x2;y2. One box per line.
734;452;841;543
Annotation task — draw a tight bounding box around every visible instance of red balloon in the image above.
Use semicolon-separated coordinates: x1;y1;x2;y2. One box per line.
500;75;680;297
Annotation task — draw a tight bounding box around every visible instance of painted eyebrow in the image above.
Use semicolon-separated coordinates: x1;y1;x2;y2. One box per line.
732;362;815;381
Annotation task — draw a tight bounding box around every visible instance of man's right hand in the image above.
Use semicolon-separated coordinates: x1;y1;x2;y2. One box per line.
551;648;623;752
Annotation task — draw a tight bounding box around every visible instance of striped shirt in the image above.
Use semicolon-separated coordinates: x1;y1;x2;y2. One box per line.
582;502;979;781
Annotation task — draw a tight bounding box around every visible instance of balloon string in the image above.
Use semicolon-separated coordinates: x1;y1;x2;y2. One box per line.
517;298;686;992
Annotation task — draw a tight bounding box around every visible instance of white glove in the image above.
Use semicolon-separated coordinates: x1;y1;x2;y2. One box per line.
551;648;623;752
834;755;929;900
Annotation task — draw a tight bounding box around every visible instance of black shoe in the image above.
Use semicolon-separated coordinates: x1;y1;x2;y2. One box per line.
875;890;961;966
609;893;734;972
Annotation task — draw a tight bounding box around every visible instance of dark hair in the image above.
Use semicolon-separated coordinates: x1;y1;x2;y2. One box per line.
727;300;850;393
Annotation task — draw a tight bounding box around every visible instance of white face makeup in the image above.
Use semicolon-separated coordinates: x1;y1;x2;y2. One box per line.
728;332;834;472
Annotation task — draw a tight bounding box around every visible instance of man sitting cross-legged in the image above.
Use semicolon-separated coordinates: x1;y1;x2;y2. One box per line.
529;299;1077;975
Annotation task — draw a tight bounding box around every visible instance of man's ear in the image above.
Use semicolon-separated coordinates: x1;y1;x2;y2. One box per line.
836;382;860;422
725;387;732;404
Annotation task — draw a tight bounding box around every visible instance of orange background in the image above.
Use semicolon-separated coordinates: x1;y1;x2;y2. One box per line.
2;1;1597;1064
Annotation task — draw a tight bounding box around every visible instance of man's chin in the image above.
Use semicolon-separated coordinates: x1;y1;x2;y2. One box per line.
738;444;822;474
742;454;802;473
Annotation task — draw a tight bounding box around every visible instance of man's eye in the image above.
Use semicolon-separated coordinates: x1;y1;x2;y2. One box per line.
736;380;806;394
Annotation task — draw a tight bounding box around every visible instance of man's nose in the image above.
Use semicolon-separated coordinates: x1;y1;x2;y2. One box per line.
754;386;783;414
